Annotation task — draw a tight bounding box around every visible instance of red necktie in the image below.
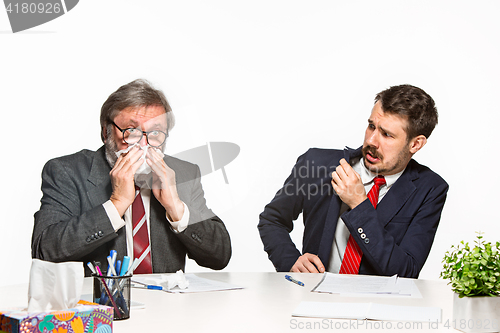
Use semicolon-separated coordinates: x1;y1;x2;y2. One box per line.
132;186;153;274
339;175;386;274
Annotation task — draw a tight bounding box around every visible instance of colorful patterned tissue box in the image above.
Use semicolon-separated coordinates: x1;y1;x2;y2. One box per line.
0;300;113;333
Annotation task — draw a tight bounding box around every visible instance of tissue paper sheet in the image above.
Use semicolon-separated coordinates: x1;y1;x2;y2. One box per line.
27;259;84;312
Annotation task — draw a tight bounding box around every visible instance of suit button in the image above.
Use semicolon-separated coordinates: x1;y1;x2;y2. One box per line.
364;238;370;244
360;233;366;239
358;228;363;233
86;236;91;243
98;231;103;237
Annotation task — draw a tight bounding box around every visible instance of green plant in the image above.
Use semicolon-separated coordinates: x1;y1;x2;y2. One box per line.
441;232;500;298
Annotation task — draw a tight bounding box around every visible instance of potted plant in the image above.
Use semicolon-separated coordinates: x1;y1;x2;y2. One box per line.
441;232;500;333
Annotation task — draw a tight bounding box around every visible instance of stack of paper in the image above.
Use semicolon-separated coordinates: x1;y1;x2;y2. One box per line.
312;272;419;297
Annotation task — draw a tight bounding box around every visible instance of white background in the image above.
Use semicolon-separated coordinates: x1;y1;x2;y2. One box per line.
1;1;499;287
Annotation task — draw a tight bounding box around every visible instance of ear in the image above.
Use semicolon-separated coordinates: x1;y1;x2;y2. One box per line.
102;126;108;140
408;135;427;154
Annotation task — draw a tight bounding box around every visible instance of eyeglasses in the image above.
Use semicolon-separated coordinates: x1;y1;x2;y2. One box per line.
111;121;168;148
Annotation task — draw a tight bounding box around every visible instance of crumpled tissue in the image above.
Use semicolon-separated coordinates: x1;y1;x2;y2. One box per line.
163;270;189;290
135;270;189;290
115;144;164;175
27;259;84;312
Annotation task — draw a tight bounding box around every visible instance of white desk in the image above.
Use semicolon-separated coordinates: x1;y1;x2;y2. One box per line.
0;272;455;332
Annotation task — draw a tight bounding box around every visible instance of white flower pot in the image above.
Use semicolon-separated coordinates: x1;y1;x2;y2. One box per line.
453;293;500;333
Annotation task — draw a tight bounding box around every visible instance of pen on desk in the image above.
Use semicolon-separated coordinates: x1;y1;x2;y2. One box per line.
126;258;140;275
108;250;117;274
93;261;101;273
132;282;163;290
110;250;117;265
95;264;103;276
94;264;122;317
120;256;130;276
285;274;304;287
116;260;121;276
87;262;97;275
107;256;117;276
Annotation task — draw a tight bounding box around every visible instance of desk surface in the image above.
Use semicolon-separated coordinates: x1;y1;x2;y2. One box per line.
1;272;455;332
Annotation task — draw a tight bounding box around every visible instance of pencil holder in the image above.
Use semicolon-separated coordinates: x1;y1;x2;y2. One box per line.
92;274;131;320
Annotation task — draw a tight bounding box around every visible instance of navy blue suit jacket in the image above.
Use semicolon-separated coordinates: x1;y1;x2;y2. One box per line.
258;146;448;278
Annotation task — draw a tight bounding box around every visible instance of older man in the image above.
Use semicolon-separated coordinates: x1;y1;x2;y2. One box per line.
258;84;448;278
32;79;231;275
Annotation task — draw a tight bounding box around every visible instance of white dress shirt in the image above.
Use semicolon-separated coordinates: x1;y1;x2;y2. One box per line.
102;187;189;258
327;158;404;273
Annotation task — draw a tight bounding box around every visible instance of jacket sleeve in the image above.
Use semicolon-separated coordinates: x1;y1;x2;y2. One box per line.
174;165;232;270
258;152;309;272
341;175;449;278
32;158;117;262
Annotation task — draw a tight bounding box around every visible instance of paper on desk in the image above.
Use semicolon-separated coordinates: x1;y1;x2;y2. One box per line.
312;272;418;297
292;301;441;322
133;274;243;293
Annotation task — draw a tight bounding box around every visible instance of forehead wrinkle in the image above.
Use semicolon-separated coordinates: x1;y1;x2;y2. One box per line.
117;107;167;129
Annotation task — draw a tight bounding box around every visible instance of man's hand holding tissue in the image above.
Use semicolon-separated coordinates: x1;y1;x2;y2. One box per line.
147;147;185;222
32;79;232;274
109;145;144;216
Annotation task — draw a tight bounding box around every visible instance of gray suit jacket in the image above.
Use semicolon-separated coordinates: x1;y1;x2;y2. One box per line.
32;146;231;276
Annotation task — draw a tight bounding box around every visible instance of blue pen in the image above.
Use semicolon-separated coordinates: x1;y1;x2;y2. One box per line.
107;256;117;276
87;262;97;275
108;250;117;273
115;260;121;276
132;282;163;290
144;285;163;290
110;250;117;262
285;274;304;287
120;256;131;276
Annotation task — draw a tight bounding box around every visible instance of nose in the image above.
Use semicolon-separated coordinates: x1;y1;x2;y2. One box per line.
365;130;379;148
138;132;148;147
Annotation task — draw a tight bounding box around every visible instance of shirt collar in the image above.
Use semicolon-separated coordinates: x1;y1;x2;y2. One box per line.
354;158;405;189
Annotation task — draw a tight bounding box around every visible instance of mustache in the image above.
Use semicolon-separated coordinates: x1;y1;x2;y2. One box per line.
362;145;382;160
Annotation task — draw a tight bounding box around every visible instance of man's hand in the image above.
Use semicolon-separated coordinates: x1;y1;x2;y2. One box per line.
331;158;367;209
109;146;144;216
290;253;325;273
147;148;185;222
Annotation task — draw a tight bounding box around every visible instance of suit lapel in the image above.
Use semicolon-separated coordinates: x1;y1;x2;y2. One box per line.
86;146;113;208
376;160;418;225
84;146;127;263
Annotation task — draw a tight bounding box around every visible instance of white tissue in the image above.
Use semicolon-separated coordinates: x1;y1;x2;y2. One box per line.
115;144;164;175
27;259;84;312
163;270;189;290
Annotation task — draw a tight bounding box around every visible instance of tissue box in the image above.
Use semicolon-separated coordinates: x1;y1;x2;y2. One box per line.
0;300;113;333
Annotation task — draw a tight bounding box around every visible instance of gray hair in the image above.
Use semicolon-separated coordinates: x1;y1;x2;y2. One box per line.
99;79;175;143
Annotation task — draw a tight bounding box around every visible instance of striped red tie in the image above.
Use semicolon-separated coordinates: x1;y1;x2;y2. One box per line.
339;175;386;274
132;186;153;274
